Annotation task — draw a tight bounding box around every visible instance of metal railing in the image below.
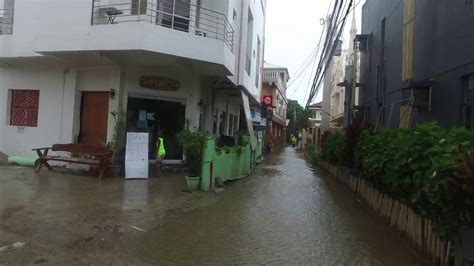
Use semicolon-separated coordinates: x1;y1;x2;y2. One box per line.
0;9;14;35
91;0;234;51
263;70;288;92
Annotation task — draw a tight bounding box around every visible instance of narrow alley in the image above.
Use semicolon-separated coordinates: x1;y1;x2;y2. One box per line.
131;147;424;265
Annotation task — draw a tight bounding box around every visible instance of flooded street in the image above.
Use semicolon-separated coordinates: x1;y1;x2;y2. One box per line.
0;147;424;265
134;147;423;265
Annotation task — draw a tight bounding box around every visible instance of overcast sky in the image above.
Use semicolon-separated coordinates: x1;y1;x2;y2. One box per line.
264;0;361;106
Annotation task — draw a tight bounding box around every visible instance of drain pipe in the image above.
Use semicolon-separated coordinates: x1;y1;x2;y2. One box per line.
59;69;69;143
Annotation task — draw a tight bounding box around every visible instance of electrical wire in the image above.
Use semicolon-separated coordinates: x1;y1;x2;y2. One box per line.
287;0;335;94
306;0;355;107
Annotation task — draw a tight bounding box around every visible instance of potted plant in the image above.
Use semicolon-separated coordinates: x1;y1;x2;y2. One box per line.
107;109;127;177
177;128;207;190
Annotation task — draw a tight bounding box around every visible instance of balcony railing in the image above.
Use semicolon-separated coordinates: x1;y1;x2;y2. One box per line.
0;9;14;35
91;0;234;51
264;70;287;93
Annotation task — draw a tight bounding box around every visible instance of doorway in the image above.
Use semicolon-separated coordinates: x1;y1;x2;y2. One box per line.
127;97;186;160
79;92;110;146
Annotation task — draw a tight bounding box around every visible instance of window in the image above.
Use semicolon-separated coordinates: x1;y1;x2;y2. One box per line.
9;90;39;127
219;111;227;135
228;114;234;136
462;75;474;128
245;8;254;75
255;36;261;87
212;109;218;134
131;0;148;15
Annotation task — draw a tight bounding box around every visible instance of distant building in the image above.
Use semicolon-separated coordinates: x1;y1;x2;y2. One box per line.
322;10;359;131
358;0;474;129
305;102;323;148
262;62;289;147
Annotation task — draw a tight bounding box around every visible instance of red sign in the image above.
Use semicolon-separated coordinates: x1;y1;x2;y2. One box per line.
262;95;273;107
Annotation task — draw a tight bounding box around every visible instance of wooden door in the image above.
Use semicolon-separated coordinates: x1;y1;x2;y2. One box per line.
80;92;109;146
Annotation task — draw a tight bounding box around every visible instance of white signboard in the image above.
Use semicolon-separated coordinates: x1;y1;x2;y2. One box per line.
125;132;149;179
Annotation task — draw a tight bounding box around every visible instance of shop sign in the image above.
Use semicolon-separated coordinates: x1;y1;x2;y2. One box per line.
262;95;273;107
251;111;262;124
139;76;180;91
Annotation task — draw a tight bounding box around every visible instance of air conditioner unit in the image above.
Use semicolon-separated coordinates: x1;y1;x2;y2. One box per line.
356;34;370;52
402;81;434;111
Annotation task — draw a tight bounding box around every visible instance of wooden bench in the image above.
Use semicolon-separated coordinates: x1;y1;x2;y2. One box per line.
33;144;112;179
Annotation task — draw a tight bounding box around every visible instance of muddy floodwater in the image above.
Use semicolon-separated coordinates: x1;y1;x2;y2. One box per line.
133;148;424;265
0;147;424;265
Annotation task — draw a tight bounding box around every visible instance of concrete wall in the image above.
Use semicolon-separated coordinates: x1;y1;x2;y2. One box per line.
229;0;266;101
360;0;474;128
0;61;66;156
0;60;121;156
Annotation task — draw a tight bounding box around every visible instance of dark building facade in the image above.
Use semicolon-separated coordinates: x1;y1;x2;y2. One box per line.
358;0;474;128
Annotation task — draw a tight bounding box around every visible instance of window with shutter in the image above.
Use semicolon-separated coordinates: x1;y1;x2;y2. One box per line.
10;90;40;127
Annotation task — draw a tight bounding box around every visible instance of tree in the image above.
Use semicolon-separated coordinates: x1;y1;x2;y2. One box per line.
286;100;310;138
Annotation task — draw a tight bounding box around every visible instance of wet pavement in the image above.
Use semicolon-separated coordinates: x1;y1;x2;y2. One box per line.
0;148;424;265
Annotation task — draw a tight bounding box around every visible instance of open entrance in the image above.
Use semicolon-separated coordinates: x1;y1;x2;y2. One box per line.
126;97;186;160
79;92;109;146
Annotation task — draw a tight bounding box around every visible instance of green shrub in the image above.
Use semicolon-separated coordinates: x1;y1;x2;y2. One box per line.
177;129;208;177
305;144;319;162
354;122;474;238
321;131;345;165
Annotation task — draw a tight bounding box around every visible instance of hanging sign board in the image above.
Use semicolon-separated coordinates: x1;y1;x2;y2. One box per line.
125;132;149;179
262;95;273;107
241;91;257;150
139;76;180;91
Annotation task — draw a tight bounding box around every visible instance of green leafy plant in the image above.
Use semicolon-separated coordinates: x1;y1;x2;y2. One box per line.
305;144;319;163
354;122;474;239
344;118;371;168
109;109;127;164
177;128;208;177
321;131;345;165
236;130;250;147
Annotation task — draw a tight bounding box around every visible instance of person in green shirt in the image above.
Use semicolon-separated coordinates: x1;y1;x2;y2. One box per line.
155;130;166;177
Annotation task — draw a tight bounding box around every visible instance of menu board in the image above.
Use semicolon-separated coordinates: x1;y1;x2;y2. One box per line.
125;132;149;179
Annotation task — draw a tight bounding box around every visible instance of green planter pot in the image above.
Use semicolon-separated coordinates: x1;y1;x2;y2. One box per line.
185;176;200;190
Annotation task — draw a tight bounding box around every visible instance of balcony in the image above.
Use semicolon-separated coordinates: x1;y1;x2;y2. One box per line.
91;0;234;51
0;9;14;35
263;70;287;96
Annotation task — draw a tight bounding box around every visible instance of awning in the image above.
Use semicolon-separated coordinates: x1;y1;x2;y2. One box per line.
241;91;257;150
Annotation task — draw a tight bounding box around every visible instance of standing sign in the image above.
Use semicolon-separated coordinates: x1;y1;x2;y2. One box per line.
125;132;149;179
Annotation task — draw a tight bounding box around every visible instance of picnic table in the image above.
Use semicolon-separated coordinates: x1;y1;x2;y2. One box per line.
33;144;112;179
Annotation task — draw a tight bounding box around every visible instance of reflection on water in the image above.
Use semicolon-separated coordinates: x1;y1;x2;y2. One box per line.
132;148;424;265
122;180;150;210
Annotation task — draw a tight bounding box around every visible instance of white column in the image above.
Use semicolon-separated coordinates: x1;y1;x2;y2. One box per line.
59;70;77;143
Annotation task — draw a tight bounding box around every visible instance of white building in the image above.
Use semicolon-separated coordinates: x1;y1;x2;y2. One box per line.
262;62;288;146
321;10;359;131
0;0;267;159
